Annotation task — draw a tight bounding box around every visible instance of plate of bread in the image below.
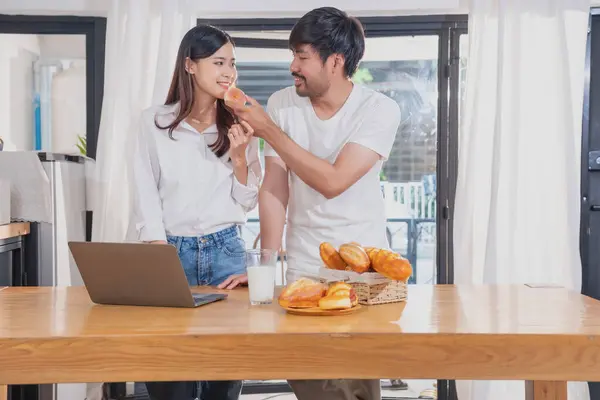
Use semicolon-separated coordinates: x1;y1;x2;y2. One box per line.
278;278;361;316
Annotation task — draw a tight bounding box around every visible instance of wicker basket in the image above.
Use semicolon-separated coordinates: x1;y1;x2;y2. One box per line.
351;280;407;305
318;267;408;305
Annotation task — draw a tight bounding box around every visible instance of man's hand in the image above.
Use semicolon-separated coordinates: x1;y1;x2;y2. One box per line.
149;240;167;244
230;96;276;137
217;273;248;289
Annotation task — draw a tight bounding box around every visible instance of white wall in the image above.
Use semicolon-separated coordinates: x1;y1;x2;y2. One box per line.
0;0;467;18
51;60;86;154
0;0;109;16
197;0;466;17
39;35;86;59
0;34;40;151
0;33;86;153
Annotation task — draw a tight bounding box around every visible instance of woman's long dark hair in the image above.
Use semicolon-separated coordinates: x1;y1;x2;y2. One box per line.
156;25;236;158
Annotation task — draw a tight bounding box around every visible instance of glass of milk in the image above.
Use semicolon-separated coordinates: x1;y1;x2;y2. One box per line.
246;249;278;305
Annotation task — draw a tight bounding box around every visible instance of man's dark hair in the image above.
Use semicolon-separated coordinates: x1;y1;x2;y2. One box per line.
289;7;365;78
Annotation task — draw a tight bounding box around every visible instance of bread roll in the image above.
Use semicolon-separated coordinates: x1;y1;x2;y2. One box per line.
318;281;358;309
364;247;378;261
326;281;352;296
339;243;370;273
320;242;348;271
224;86;247;107
318;294;353;310
278;278;327;308
370;249;413;281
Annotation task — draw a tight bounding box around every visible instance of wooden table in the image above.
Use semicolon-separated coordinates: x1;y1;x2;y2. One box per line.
0;284;598;400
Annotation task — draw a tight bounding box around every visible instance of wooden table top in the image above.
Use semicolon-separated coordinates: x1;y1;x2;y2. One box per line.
0;284;599;384
0;222;29;240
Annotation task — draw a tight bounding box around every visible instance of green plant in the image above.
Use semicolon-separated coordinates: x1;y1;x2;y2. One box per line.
352;67;374;84
76;135;87;156
379;170;387;181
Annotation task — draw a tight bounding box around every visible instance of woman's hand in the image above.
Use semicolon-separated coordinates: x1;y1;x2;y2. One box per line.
228;121;254;165
217;273;248;289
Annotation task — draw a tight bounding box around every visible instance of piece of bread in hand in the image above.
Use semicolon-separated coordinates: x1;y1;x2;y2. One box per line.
318;281;358;310
278;278;327;308
339;243;371;273
320;242;348;270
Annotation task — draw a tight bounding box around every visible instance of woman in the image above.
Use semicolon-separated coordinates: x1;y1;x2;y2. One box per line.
132;24;260;400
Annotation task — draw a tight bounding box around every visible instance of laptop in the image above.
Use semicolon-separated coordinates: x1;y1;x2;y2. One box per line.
68;241;228;308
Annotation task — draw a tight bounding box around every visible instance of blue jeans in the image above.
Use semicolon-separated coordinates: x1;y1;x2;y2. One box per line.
167;225;246;286
145;225;246;400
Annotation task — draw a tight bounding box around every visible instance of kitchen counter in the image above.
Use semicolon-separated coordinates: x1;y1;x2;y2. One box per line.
0;223;29;240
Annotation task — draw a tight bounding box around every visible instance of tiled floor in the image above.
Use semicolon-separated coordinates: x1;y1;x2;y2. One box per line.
240;394;296;400
240;389;429;400
239;380;435;399
130;380;436;399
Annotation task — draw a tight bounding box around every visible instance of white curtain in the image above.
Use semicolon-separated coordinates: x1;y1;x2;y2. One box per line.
91;0;196;244
454;0;590;399
87;0;195;398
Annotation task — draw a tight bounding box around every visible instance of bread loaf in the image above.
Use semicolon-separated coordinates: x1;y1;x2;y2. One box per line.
278;278;327;308
370;249;412;282
320;242;348;270
339;243;371;273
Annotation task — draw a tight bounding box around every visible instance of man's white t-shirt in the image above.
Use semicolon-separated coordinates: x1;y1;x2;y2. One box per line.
264;84;401;281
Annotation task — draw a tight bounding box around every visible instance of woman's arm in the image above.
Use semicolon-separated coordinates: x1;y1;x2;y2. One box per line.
132;112;166;243
230;126;261;212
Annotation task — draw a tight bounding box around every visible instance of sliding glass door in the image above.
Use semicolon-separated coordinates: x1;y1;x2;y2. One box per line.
200;15;467;400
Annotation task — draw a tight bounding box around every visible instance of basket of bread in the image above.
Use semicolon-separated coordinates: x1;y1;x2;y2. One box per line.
318;242;412;305
278;278;360;315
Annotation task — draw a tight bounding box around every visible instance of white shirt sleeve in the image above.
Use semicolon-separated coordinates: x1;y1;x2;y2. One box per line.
132;112;167;242
349;98;401;161
263;95;281;158
231;136;261;212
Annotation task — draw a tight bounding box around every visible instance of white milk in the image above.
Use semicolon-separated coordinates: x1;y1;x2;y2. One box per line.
247;265;276;305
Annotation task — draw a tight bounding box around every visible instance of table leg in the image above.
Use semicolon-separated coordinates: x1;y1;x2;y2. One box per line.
525;381;567;400
0;385;7;400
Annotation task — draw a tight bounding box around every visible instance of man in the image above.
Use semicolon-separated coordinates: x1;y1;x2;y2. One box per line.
220;6;400;400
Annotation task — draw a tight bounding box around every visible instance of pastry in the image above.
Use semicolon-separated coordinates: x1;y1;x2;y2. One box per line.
370;249;413;282
319;242;348;270
224;86;247;108
318;281;358;310
278;278;327;308
339;243;371;273
364;247;378;262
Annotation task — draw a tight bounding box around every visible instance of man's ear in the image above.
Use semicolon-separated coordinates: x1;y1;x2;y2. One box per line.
333;54;346;75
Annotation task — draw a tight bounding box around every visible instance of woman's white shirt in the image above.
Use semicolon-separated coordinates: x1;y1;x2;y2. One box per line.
132;103;261;242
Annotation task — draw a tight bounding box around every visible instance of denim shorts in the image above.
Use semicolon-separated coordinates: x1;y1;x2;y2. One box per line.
166;225;246;286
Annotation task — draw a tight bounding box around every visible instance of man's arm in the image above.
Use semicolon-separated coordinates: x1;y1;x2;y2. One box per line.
259;156;289;251
262;126;379;199
231;96;400;200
